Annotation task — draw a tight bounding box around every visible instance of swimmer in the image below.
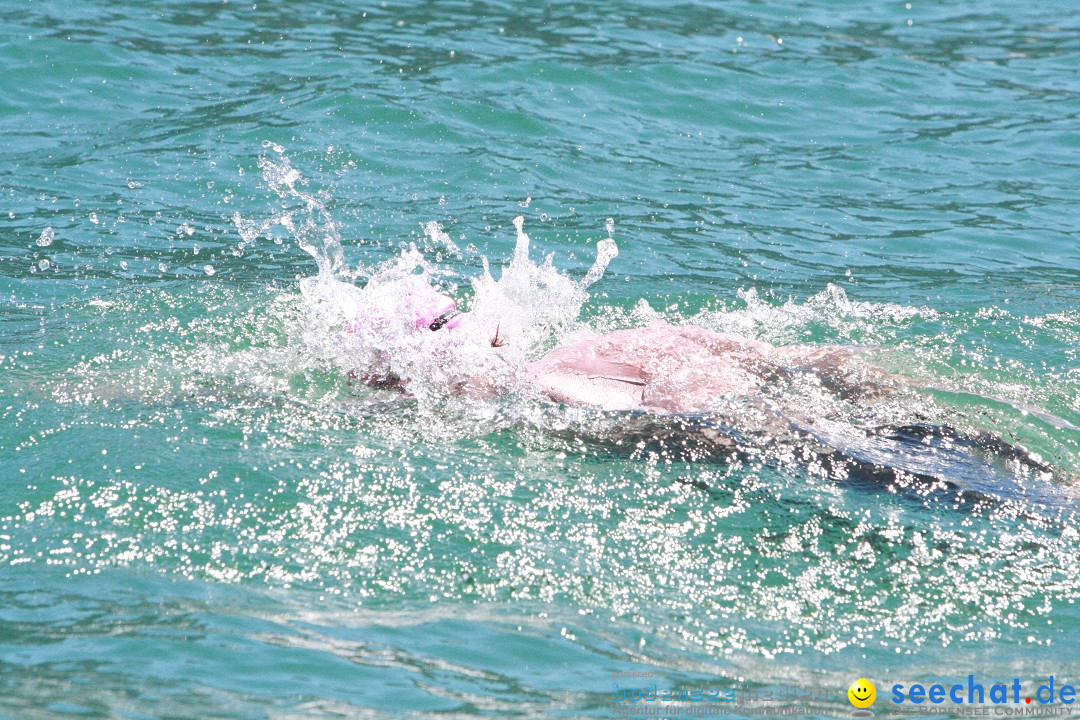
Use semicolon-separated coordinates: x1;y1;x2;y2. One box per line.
347;280;886;413
343;279;1076;514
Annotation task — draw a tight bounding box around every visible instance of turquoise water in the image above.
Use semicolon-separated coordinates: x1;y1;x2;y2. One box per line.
2;1;1080;717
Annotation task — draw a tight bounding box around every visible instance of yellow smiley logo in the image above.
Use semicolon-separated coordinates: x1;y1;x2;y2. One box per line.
848;678;876;709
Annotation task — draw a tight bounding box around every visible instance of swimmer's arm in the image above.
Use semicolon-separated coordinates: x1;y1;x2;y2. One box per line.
770;345;899;399
446;345;525;400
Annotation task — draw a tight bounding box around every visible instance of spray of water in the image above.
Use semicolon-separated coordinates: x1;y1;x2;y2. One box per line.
230;144;627;426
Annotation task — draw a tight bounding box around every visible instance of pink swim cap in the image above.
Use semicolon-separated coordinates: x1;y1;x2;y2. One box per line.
346;282;465;335
411;286;465;331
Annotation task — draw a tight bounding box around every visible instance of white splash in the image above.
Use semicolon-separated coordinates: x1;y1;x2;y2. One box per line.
243;147;620;412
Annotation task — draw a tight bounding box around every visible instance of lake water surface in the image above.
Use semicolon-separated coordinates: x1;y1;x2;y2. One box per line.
2;1;1079;717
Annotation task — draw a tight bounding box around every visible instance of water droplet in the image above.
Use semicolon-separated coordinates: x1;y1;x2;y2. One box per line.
158;262;167;273
89;212;99;224
605;218;615;237
203;264;216;276
38;258;50;270
36;227;54;247
120;260;128;270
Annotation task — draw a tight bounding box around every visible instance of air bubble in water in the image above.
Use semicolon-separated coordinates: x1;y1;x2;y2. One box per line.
36;227;54;247
38;258;50;270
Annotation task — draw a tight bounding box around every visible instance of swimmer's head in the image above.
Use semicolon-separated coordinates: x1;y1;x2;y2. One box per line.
411;285;465;331
346;278;466;336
